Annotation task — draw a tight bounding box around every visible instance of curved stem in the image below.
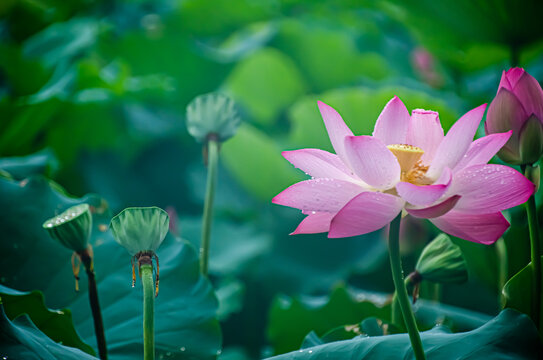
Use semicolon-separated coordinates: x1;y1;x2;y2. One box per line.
523;165;541;329
200;138;219;276
388;214;426;360
80;251;108;360
141;264;155;360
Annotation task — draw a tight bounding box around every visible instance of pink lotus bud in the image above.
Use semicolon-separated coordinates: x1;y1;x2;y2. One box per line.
486;68;543;165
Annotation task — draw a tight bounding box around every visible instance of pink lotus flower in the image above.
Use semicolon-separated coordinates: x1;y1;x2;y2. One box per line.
273;97;535;244
486;67;543;165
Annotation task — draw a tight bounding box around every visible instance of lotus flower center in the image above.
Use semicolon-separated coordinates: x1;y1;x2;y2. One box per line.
387;144;429;184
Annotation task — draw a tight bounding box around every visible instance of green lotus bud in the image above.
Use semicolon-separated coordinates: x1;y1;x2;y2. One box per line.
415;233;468;284
186;92;241;143
110;207;169;255
42;204;92;252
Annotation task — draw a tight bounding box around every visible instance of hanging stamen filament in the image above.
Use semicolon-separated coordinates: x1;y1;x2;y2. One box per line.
71;252;81;292
153;253;160;297
131;255;137;288
132;251;160;297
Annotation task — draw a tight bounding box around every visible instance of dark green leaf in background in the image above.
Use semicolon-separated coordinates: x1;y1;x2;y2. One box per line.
266;309;541;360
0;286;94;355
0;305;98;360
502;255;543;332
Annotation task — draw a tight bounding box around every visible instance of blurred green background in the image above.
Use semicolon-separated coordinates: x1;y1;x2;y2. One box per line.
1;0;543;359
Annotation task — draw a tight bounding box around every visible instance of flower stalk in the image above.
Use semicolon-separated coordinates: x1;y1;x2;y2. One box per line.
78;248;108;360
140;260;155;360
522;164;541;329
200;135;219;276
388;214;426;360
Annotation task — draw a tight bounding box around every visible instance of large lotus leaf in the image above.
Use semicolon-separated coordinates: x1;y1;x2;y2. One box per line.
0;148;58;180
502;256;543;332
0;100;62;156
98;22;228;109
267;286;391;355
195;21;278;63
0;176;221;359
381;0;543;71
275;18;389;91
23;18;99;69
266;309;541;360
0;285;94;355
221;123;304;200
0;305;98;360
287;86;459;154
267;285;491;355
180;216;272;276
223;47;307;126
179;0;273;36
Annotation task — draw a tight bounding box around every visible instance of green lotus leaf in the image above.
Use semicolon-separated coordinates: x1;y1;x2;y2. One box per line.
0;285;94;355
0;304;98;359
266;309;541;359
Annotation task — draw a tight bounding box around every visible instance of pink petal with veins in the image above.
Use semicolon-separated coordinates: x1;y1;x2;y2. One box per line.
448;164;534;214
272;178;364;213
372;96;410;145
343;135;400;190
430;211;510;245
406;109;444;164
427;104;487;179
282;149;355;181
396;168;451;206
318;101;354;165
328;192;404;238
406;195;460;218
453;131;512;172
290;212;335;235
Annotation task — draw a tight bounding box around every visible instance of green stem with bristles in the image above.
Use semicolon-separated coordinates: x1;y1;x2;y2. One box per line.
522;164;541;329
388;214;426;360
80;250;108;360
200;138;219;276
141;264;155;360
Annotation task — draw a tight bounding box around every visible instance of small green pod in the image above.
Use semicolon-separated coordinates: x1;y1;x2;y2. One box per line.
110;207;169;255
186;92;241;143
43;203;92;252
415;233;468;284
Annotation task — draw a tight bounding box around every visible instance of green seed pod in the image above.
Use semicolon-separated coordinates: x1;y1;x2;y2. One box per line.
110;207;169;255
415;233;468;284
43;204;92;252
186;92;241;143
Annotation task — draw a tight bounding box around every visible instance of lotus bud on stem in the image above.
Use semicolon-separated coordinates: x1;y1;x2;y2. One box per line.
110;207;169;360
186;93;241;276
43;204;108;359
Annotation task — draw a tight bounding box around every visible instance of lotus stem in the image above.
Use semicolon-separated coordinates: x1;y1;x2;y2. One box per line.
388;214;426;360
79;249;108;359
141;263;155;360
200;136;219;276
522;164;541;329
